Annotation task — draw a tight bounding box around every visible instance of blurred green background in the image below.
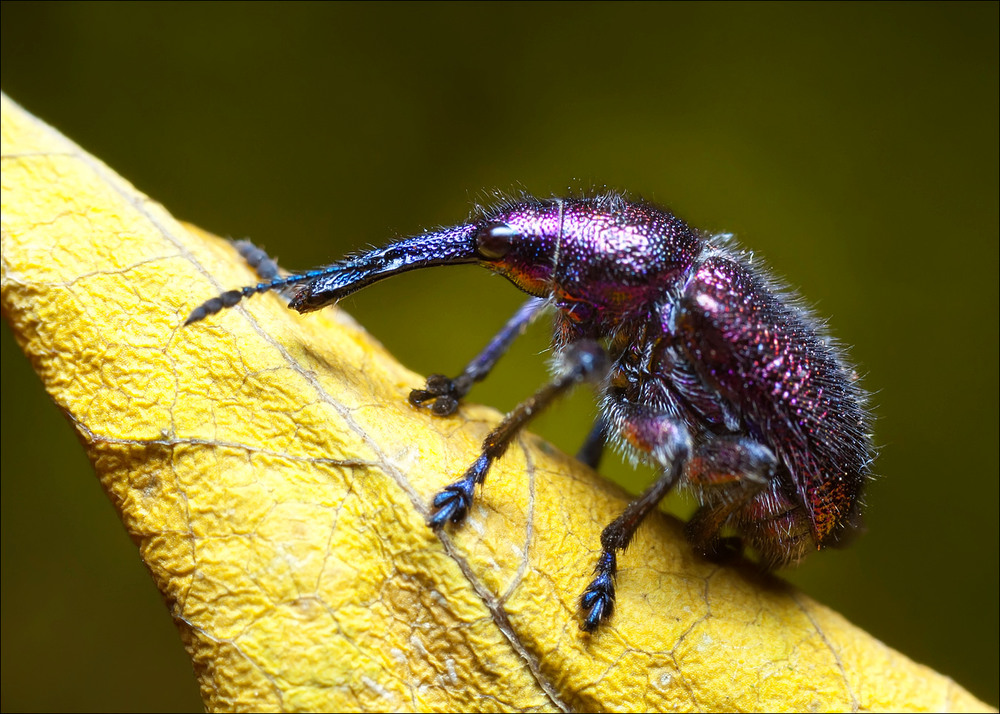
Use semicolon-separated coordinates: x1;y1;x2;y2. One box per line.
1;2;996;710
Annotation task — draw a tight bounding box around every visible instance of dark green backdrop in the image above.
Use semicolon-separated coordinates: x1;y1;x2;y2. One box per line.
2;2;997;710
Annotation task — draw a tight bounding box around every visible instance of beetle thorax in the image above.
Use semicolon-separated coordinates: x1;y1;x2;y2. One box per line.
549;200;702;337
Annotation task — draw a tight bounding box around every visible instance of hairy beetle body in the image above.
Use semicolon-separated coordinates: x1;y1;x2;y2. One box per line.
188;192;875;630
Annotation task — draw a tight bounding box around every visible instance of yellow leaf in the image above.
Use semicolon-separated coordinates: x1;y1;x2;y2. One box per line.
1;92;992;713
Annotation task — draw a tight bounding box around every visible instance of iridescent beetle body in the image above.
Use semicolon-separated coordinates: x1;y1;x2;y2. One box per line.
187;193;875;631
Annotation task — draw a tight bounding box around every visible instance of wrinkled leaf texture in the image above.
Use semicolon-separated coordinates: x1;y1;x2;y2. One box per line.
1;93;991;713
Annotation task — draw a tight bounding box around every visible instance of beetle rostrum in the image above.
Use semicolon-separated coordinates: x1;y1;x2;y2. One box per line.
187;192;875;632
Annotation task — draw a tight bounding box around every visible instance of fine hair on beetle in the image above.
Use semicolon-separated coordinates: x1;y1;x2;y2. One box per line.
187;189;876;632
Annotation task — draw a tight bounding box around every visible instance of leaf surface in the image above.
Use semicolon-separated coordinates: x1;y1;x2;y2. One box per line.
1;93;991;713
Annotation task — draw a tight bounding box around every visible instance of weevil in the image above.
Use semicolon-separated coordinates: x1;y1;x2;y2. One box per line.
187;192;875;631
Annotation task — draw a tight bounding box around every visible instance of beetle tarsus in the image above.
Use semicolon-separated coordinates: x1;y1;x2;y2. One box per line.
580;552;617;632
409;374;472;417
429;476;477;528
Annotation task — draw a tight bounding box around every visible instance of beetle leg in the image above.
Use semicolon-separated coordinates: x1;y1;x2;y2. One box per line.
683;436;776;562
429;340;606;528
580;414;691;632
410;297;548;416
575;415;608;470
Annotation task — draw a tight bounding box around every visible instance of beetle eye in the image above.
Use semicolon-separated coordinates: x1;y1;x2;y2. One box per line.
476;223;519;260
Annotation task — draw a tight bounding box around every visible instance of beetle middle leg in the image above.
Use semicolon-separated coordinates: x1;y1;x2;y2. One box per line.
410;297;547;416
429;340;606;528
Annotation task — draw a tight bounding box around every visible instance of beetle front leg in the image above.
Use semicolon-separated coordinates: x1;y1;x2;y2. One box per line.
410;296;547;416
429;340;606;528
580;414;691;632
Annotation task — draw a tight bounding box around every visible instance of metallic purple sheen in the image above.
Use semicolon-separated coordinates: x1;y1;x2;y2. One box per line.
477;194;873;564
187;191;876;614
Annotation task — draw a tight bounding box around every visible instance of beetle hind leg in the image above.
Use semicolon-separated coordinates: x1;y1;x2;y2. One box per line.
683;436;780;564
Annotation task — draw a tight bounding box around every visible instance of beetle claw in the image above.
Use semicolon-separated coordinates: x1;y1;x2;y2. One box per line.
410;374;463;416
580;572;616;632
429;477;477;529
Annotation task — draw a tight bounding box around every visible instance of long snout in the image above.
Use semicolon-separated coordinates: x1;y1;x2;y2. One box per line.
289;224;480;313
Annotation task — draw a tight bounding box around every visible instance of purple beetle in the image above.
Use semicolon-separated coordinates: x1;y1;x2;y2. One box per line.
187;192;875;631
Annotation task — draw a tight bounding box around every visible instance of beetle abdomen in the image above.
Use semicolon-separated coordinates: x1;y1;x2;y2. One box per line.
676;255;873;545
